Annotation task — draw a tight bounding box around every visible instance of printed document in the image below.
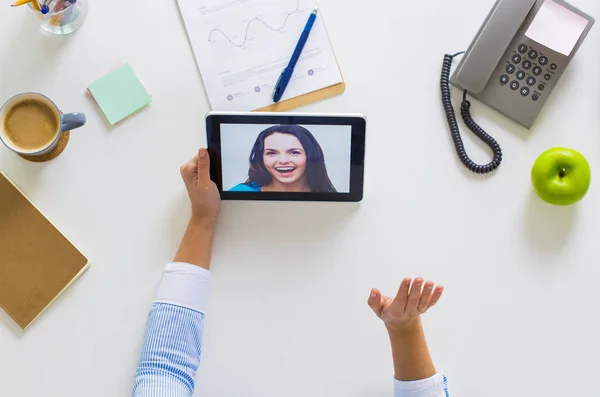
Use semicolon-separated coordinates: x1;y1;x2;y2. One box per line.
177;0;343;110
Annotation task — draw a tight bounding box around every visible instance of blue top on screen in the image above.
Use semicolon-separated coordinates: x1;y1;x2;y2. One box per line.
229;182;262;192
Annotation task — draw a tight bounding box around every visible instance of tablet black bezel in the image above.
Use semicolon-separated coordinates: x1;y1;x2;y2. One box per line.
206;113;365;202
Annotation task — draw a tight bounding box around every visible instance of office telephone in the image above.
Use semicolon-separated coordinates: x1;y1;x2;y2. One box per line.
441;0;594;174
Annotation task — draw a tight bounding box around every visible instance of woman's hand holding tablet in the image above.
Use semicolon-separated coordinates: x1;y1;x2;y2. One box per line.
206;112;366;202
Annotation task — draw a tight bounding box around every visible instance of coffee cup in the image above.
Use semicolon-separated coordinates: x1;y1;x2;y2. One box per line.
0;93;86;156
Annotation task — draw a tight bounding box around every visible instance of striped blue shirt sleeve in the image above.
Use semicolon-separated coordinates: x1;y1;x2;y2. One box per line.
132;262;211;397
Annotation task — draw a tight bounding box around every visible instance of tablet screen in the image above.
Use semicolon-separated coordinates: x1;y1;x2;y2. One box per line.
220;123;352;193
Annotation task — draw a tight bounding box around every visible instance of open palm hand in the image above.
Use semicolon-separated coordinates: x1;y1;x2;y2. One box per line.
368;277;444;333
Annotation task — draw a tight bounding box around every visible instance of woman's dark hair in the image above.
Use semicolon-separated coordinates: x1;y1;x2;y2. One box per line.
244;124;337;192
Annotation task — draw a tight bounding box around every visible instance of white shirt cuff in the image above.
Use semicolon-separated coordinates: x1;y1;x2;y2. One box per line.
154;262;211;314
393;372;446;397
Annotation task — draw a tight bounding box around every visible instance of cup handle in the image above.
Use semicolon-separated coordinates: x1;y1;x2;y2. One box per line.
60;113;86;132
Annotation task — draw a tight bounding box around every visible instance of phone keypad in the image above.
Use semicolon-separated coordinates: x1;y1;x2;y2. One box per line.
499;43;559;102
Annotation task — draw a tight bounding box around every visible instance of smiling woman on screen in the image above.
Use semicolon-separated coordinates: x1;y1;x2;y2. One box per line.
229;124;337;193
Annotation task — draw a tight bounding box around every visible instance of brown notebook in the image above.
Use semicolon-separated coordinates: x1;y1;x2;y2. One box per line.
0;172;89;330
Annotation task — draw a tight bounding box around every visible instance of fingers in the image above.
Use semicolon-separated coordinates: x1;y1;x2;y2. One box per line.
417;281;435;312
417;282;444;313
406;277;423;312
428;285;444;308
180;148;211;188
197;148;211;182
381;278;444;321
180;153;199;186
367;288;384;317
393;277;412;310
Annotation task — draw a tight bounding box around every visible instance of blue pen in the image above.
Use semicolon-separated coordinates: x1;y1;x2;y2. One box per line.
273;5;319;103
40;0;49;14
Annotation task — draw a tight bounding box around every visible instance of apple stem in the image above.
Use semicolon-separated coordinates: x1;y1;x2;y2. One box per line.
559;168;567;178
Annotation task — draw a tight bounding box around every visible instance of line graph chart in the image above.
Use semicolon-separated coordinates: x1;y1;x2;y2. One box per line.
207;0;302;48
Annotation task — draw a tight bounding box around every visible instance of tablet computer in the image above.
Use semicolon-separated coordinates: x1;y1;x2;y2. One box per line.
206;112;366;202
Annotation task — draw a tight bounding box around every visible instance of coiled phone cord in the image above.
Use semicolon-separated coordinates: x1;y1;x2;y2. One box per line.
440;52;502;174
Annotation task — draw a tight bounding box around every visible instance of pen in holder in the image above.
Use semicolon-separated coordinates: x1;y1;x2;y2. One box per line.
27;0;88;35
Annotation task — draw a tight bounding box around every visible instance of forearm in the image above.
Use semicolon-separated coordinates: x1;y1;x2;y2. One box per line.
389;318;448;397
388;318;436;381
174;217;215;270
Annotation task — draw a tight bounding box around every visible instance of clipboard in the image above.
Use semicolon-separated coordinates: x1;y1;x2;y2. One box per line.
176;0;345;113
256;81;346;112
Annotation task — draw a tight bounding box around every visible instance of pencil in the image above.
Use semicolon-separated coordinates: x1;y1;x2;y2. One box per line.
49;0;71;25
50;13;61;25
52;0;65;12
11;0;35;6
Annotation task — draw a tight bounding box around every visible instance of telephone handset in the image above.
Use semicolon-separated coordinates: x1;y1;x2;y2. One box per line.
441;0;594;174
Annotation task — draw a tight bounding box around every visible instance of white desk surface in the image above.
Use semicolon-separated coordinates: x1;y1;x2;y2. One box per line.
1;0;600;396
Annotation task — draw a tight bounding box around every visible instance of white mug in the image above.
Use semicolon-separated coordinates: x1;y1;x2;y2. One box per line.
0;92;86;156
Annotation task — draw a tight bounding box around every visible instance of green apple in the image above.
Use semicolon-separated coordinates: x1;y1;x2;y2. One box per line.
531;147;591;206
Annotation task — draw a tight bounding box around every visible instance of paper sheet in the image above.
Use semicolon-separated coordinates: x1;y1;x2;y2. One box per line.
176;0;343;111
525;0;589;56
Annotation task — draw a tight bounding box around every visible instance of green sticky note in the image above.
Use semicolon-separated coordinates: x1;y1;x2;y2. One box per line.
88;63;151;125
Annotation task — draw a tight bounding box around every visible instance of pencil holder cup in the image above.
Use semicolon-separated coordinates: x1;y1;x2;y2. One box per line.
28;0;88;35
